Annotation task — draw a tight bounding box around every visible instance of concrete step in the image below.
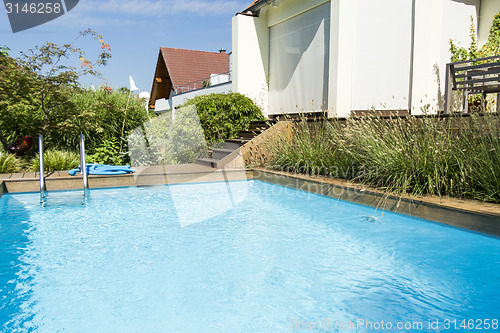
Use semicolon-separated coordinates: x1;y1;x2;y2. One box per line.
249;120;274;126
196;158;219;168
248;123;272;131
238;130;262;139
226;138;250;146
222;141;243;150
211;148;235;160
196;121;275;168
208;142;227;150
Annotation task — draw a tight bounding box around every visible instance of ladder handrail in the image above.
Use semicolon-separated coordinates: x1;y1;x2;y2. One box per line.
38;134;46;201
80;134;88;190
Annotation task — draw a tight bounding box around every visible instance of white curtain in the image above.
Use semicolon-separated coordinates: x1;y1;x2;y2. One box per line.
269;2;331;114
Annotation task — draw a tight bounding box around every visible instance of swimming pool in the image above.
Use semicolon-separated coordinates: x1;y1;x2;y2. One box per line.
1;180;499;332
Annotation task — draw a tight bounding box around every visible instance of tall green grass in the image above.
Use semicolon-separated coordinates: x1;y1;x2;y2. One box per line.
29;150;80;172
0;151;22;174
266;114;500;203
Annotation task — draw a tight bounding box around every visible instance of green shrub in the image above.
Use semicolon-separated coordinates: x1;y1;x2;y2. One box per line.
30;150;80;171
127;105;208;166
87;138;124;165
0;152;22;174
181;93;264;142
57;88;151;153
266;114;500;203
449;12;500;113
0;82;151;157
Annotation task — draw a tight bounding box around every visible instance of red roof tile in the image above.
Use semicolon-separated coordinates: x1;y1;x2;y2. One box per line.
161;47;229;89
244;0;262;11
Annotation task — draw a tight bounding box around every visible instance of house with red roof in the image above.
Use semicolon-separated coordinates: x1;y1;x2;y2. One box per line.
233;0;499;117
150;47;231;112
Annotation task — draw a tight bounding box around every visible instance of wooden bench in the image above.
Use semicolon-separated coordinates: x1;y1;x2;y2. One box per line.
444;55;500;114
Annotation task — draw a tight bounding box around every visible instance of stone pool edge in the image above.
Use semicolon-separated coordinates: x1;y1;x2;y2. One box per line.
253;168;500;237
0;166;252;194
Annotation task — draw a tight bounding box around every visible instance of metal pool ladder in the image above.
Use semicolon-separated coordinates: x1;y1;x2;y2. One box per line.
38;134;89;204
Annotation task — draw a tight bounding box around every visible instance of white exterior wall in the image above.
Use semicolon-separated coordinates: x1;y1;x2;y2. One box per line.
233;0;482;117
232;13;270;116
327;0;355;117
411;0;479;114
350;0;412;112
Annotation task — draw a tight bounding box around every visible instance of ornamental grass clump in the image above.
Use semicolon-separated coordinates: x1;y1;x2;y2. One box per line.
0;151;22;174
266;114;500;203
29;150;80;172
268;119;358;178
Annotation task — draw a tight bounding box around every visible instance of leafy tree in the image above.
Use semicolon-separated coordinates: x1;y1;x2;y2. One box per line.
0;30;111;153
69;88;150;156
0;46;38;151
0;31;154;170
482;11;500;56
17;29;111;136
449;11;500;62
449;12;500;112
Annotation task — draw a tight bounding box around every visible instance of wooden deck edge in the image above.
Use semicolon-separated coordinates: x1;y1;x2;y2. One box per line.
253;168;500;237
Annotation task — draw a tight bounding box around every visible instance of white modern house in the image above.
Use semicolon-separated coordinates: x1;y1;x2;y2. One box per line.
232;0;500;117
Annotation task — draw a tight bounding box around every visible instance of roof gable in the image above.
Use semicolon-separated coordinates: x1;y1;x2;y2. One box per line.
161;47;229;89
150;47;229;105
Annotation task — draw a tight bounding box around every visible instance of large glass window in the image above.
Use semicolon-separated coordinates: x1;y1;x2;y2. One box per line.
269;2;331;114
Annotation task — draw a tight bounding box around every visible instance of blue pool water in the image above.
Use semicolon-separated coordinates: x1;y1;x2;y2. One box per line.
0;180;499;332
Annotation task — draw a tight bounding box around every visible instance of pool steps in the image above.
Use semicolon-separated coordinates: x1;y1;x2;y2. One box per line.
196;120;274;168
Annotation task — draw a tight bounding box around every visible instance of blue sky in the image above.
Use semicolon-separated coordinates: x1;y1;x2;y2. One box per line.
0;0;251;93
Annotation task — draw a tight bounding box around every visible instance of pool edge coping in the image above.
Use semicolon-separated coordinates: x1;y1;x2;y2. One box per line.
253;168;500;237
0;167;253;194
